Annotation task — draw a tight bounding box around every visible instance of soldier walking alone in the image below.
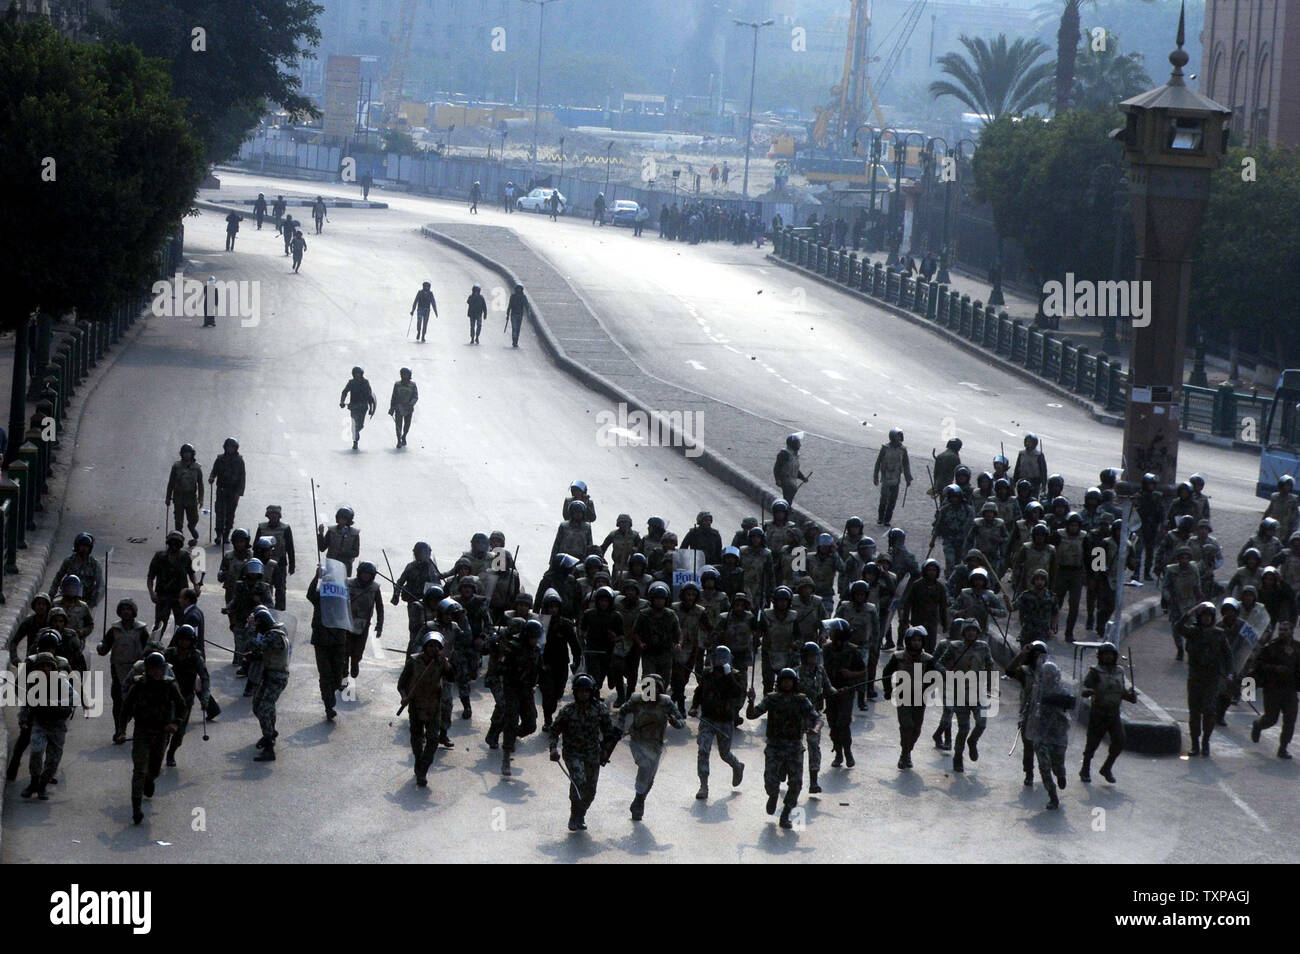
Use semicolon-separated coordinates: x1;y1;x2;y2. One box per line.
466;285;487;344
208;437;245;546
388;368;418;448
339;367;376;450
873;428;912;526
410;282;438;343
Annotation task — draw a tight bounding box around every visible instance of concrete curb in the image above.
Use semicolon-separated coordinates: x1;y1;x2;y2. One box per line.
766;254;1260;456
214;197;389;210
416;223;839;537
0;309;153;851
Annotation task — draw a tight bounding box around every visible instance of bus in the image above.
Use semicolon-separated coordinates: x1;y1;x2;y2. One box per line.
1258;369;1300;498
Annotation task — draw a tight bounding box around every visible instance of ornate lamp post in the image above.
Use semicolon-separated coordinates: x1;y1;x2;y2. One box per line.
1114;3;1231;489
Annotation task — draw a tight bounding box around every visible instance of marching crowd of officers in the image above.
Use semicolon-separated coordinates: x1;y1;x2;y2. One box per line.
5;431;1300;830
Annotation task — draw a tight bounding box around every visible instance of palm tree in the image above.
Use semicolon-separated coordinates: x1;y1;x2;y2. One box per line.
1072;32;1153;111
1048;0;1152;113
929;34;1054;122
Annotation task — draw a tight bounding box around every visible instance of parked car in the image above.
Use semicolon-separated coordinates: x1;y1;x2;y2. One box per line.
517;188;566;213
609;200;641;227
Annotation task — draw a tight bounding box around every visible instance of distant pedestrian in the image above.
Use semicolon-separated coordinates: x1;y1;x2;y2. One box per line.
466;284;486;344
721;161;730;188
253;193;267;229
503;181;515;213
290;230;307;272
312;196;327;234
282;216;296;255
339;367;376;450
360;171;373;201
202;277;218;327
271;195;286;229
410;281;437;342
593;192;606;226
224;211;240;251
506;284;531;348
548;190;560;221
470;180;481;214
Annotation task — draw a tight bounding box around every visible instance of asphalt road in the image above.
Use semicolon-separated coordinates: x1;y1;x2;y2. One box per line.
3;180;1291;863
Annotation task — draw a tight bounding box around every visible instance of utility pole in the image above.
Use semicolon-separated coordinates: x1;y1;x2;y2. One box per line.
734;17;774;200
521;0;562;188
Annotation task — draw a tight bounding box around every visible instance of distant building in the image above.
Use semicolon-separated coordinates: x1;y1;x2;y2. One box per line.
1200;0;1300;147
8;0;108;37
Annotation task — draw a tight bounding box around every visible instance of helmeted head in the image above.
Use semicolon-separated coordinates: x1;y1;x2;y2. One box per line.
712;644;733;673
647;516;665;534
30;593;51;614
678;579;700;604
243;558;264;578
351;366;364;379
35;628;62;652
252;606;276;633
335;506;355;524
265;504;282;521
166;531;184;549
1097;642;1119;665
567;500;586;521
887;527;906;546
540;589;562;613
1219;597;1240;619
551;553;580;574
801;640;823;663
785;433;801;450
1016;479;1034;499
968;568;988;589
223;437;239;452
696;510;713;526
1023;433;1038;448
1030;567;1049;588
776;667;799;692
888;427;903;443
179;443;196;459
822;618;852;643
59;575;83;598
981;501;998;518
947;438;962;452
47;606;68;627
904;626;927;650
144;651;167;679
1193;601;1217;625
960;618;982;640
772;585;793;608
647;581;670;606
1242;547;1261;567
921;558;942;581
1030;522;1049;542
816;532;834;551
747;527;766;547
73;531;94;554
572;673;596;701
173;624;197;648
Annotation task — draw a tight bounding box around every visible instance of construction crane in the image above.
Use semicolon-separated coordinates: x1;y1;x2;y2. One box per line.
380;0;418;127
810;0;925;151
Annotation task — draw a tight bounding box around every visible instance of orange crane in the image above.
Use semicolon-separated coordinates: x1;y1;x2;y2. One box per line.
380;0;418;127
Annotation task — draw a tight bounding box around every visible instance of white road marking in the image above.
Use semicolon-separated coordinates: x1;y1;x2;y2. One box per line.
821;369;847;380
723;344;741;354
1217;780;1269;832
606;427;649;445
834;407;851;415
686;359;707;370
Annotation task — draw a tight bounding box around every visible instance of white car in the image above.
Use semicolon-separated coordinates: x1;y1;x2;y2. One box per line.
516;188;566;213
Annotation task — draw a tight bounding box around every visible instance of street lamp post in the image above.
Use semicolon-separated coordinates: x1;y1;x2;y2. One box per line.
924;136;948;275
604;140;614;198
521;0;562;189
852;124;892;252
558;135;565;188
891;132;925;260
733;17;774;200
1114;3;1231;489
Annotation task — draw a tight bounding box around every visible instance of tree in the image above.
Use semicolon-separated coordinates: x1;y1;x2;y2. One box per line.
1192;146;1300;370
103;0;323;163
1050;0;1152;113
0;16;205;459
1071;31;1152;111
972;110;1128;318
929;34;1054;123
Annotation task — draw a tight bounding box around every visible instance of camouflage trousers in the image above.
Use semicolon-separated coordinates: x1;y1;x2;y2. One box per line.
253;671;289;740
763;738;804;807
628;738;666;795
805;729;822;774
233;623;254;666
563;753;600;810
131;730;166;801
453;649;480;696
490;684;537;752
1035;741;1067;799
167;698;196;757
28;716;68;782
697;717;741;776
409;706;444;777
896;704;927;755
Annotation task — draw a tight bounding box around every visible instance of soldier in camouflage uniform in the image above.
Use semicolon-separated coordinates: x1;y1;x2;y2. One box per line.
1016;568;1059;646
391;542;442;650
762;499;795;547
1176;602;1232;757
256;505;296;611
1050;512;1088;642
898;559;947;654
493;618;542;775
1019;642;1071;809
716;591;757;689
550;674;622;831
552;501;595;559
968;502;1009;575
53;576;94;645
614;673;684;820
247;608;290;761
1079;642;1136;783
791;575;829;645
933;619;997;772
227;560;274;691
758;586;798;694
1011;434;1047;498
806;534;843;615
218;529;253;604
17;638;74;801
1247;619;1299;758
929;438;962;498
388;367;419;447
746;667;818;828
562;480;597;525
873;428;912;526
1191;519;1223;599
121;651;186;823
930;485;975;576
208;438;246;546
1010;523;1056;597
163;625;209;766
796;640;836;792
49;533;103;607
317;507;360;576
165;443;204;543
740;527;776;611
599;514;641;576
1239;520;1283;569
1264;475;1299;541
1162;546;1203;660
690;645;747;799
671;581;709;713
346;562;384;679
820;621;866;770
398;632;454;786
882;627;943;769
97;598;151;743
632;582;679;686
834;580;880;709
773;434;809;503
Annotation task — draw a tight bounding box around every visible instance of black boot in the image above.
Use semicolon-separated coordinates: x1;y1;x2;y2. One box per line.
808;771;821;794
254;741;276;762
132;797;144;825
630;793;646;821
439;732;454;748
1099;759;1117;783
1080;758;1092;783
461;697;472;719
844;743;855;768
778;805;794;829
831;746;843;767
